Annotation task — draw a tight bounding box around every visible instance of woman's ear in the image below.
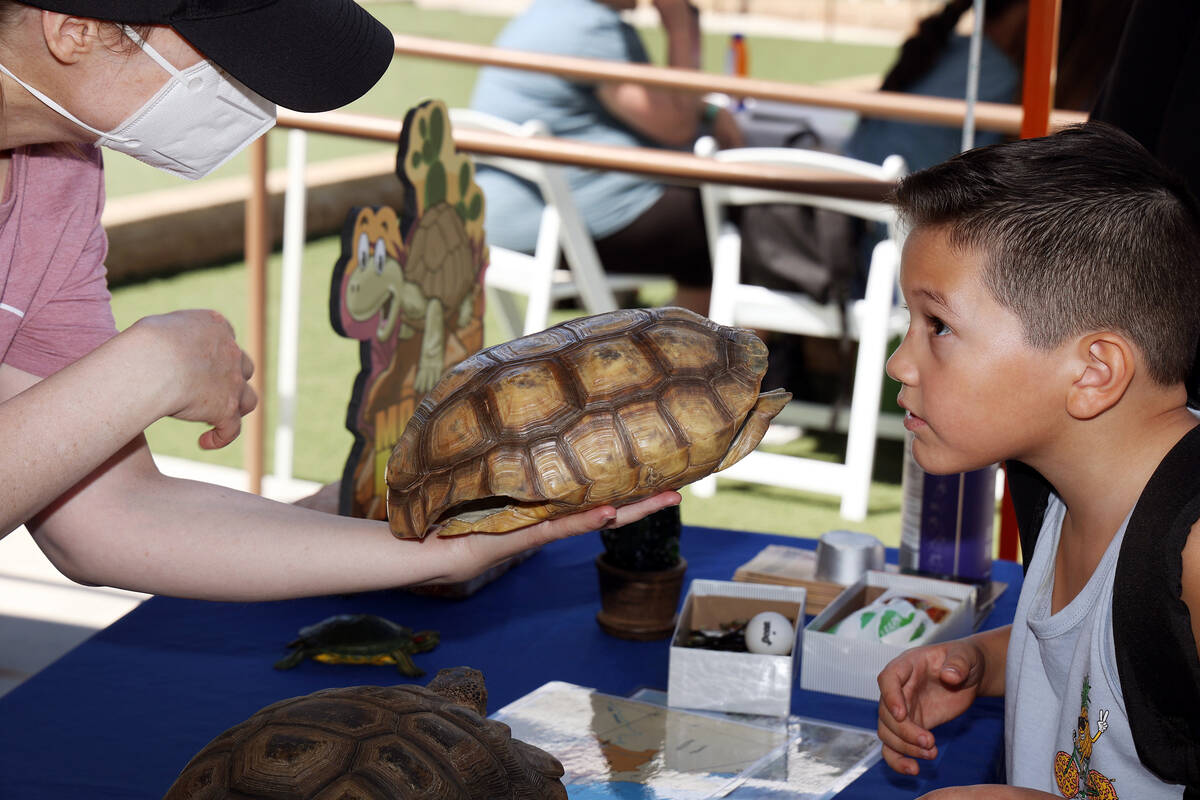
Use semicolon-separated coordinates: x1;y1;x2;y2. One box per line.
40;11;102;65
1066;332;1136;420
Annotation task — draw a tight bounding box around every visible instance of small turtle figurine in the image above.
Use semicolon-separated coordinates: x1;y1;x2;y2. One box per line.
164;666;567;800
274;614;438;677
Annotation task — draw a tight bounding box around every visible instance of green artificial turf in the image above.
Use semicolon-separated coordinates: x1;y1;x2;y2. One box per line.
107;3;914;544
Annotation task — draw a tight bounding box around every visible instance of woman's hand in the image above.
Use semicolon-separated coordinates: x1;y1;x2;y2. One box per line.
421;491;683;585
133;310;257;449
877;638;988;776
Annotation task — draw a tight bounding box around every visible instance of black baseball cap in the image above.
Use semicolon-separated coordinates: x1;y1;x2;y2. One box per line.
25;0;394;112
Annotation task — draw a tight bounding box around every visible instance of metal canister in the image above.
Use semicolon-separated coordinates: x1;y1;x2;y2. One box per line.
899;433;996;584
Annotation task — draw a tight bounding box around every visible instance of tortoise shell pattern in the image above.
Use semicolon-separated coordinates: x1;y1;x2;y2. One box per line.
163;683;566;800
385;307;773;539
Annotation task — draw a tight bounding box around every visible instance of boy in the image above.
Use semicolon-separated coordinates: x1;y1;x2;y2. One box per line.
876;123;1200;798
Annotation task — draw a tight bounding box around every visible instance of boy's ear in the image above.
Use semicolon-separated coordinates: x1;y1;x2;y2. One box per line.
1066;332;1136;420
40;11;103;64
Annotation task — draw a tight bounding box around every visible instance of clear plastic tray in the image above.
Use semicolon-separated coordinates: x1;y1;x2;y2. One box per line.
491;682;880;799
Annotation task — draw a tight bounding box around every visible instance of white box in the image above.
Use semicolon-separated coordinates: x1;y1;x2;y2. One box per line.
801;570;978;701
667;579;806;717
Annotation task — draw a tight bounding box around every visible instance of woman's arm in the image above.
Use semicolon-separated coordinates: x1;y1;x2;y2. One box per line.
30;432;679;600
0;310;254;538
5;311;678;600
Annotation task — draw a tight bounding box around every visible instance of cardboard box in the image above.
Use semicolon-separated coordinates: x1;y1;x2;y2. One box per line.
801;571;978;701
667;579;806;717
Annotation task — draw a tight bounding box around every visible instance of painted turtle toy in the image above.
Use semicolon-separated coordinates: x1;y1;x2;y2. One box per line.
274;614;438;677
164;666;567;800
386;306;791;539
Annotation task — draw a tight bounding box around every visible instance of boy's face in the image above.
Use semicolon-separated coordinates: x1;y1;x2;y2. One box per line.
886;226;1066;474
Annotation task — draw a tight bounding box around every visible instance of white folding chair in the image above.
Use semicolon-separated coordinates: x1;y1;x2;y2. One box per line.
449;109;657;338
690;136;909;521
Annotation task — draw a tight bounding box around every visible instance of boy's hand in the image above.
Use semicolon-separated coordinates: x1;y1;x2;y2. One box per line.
877;638;987;775
135;310;258;450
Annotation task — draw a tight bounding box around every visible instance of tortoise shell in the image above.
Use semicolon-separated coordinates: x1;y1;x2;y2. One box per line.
405;202;477;313
163;667;566;800
386;307;790;539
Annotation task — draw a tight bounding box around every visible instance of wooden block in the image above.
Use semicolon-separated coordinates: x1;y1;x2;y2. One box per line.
732;544;895;614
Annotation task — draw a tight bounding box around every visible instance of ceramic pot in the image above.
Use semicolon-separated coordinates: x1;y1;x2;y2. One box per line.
594;555;688;641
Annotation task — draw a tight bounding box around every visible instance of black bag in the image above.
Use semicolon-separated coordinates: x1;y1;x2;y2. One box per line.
737;204;860;306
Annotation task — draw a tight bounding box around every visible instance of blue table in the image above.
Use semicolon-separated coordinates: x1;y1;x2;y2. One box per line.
0;526;1020;799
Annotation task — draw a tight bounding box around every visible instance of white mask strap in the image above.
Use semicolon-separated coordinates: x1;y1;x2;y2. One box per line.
120;26;188;81
0;60;115;141
0;29;196;146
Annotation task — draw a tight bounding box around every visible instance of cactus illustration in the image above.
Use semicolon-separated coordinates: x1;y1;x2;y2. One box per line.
410;109;448;210
454;161;484;223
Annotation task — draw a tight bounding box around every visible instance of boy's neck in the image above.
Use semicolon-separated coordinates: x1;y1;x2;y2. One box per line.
1032;401;1197;609
1042;403;1197;537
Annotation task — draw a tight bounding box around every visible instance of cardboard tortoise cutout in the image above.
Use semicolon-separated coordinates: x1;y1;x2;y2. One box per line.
331;99;487;520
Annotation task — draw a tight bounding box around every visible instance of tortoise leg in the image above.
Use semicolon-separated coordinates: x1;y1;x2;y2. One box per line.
716;388;793;472
392;649;425;678
273;648;306;671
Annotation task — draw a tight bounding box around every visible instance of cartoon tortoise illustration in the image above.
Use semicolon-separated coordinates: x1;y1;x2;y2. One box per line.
344;203;478;394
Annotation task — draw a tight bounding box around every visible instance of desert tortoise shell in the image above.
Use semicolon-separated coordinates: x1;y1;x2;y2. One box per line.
385;306;791;539
163;666;566;800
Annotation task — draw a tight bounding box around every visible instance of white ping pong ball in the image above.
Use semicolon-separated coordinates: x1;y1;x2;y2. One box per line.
745;611;794;655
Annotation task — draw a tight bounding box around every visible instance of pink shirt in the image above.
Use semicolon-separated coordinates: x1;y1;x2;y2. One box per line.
0;144;117;378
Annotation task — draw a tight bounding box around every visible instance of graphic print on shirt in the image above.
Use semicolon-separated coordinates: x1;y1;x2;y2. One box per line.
1053;675;1117;799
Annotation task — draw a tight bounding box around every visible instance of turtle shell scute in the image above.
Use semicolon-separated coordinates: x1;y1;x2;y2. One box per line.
385;307;780;539
164;681;567;800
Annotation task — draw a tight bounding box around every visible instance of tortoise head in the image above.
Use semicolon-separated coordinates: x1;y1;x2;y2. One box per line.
425;666;488;717
725;326;769;383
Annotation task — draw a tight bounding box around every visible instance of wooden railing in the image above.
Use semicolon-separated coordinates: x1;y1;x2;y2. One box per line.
392;33;1086;135
275;109;896;201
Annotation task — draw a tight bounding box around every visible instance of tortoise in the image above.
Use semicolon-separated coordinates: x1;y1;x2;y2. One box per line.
274;614;439;677
163;666;567;800
386;306;791;539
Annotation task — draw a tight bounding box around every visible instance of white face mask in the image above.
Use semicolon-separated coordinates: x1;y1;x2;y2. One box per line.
0;26;276;180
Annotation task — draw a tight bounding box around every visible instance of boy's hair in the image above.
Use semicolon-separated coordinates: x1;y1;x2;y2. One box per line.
893;122;1200;392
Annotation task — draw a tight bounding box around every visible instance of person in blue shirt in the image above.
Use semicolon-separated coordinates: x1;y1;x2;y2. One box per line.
844;0;1024;172
845;0;1130;171
470;0;743;315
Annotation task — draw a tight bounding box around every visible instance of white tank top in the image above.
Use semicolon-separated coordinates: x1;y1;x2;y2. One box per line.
1004;494;1185;798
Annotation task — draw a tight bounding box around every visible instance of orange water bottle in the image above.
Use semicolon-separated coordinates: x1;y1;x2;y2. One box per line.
726;33;748;109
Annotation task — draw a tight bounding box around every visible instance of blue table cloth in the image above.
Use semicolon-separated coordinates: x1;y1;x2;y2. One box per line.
0;526;1020;798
